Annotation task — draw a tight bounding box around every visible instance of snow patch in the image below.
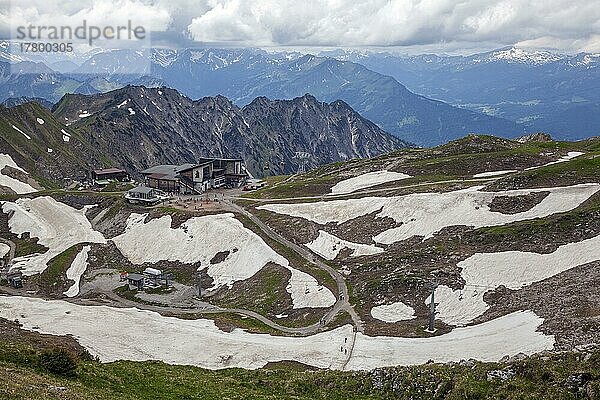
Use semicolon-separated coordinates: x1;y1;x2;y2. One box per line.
0;243;9;258
1;197;105;276
330;170;411;195
306;230;383;260
0;154;36;194
426;285;487;327
63;245;91;297
61;129;71;142
113;213;335;309
371;302;416;323
151;100;162;111
78;111;92;118
430;233;600;326
473;170;517;178
347;311;554;369
36;117;44;125
128;107;136;115
11;124;31;140
526;152;585;170
117;99;129;109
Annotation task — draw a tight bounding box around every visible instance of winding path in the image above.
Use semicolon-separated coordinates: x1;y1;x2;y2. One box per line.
232;176;504;203
224;199;364;334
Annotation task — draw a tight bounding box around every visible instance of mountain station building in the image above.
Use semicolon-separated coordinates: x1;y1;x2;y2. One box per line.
140;158;248;194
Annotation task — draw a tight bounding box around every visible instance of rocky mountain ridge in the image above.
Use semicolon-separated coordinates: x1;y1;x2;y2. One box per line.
0;85;407;186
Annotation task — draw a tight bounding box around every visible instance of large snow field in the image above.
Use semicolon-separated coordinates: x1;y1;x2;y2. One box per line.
63;246;91;298
259;184;600;244
0;154;37;194
329;170;411;195
430;233;600;326
0;296;350;370
370;301;416;323
306;230;383;260
0;296;554;370
347;311;554;370
0;243;9;258
113;213;335;309
1;197;105;275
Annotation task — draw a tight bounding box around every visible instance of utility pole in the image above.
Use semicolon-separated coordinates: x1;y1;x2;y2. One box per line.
427;281;438;332
197;270;202;297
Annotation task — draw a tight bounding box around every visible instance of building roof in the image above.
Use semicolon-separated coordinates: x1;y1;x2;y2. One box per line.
127;273;144;281
141;164;199;180
128;186;154;195
142;159;246;177
176;160;214;173
141;165;180;175
94;167;126;175
214;157;243;162
144;267;162;276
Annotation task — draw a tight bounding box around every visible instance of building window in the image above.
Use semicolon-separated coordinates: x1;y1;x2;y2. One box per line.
195;170;200;179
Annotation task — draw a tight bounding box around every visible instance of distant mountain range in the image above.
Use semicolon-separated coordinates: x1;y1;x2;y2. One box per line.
1;44;530;147
324;47;600;140
0;86;405;185
1;44;598;145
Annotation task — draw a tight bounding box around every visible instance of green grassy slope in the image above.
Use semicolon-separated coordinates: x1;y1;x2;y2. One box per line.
244;135;600;199
0;335;598;400
0;102;118;188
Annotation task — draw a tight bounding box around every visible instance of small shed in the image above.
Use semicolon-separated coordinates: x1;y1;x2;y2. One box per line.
143;267;162;287
127;273;145;290
6;270;23;289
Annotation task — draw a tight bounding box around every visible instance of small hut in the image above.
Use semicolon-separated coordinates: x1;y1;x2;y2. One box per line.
6;270;23;289
127;273;145;290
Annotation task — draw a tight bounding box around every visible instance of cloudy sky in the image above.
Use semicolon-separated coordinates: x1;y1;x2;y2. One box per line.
1;0;599;54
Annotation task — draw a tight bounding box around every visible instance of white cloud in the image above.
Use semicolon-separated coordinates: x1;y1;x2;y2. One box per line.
186;0;600;52
1;0;598;53
516;35;600;54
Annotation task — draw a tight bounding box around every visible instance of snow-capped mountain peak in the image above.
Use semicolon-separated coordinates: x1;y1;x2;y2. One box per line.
151;49;179;67
477;47;564;65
